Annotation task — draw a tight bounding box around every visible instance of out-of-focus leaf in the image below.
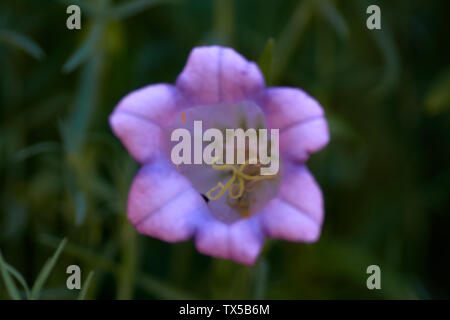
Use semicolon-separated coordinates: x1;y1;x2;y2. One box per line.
117;219;137;300
258;38;275;85
77;271;94;300
62;22;104;73
371;26;400;96
12;142;60;162
0;251;22;300
316;240;418;299
1;201;27;241
425;68;450;115
138;273;197;300
105;20;125;54
317;0;349;40
214;0;233;46
30;238;67;300
0;30;45;60
5;263;30;299
39;233;118;274
272;0;315;84
350;0;401;97
327;112;360;143
38;234;194;299
110;0;173;20
57;0;101;17
61;51;102;152
74;191;87;226
252;259;269;299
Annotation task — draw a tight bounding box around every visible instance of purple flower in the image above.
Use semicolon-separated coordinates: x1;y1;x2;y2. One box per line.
109;46;329;265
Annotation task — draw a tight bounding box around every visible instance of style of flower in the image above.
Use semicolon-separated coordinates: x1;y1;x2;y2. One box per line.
109;46;329;265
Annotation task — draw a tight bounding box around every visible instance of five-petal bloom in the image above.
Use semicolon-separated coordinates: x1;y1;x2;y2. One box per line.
109;46;329;265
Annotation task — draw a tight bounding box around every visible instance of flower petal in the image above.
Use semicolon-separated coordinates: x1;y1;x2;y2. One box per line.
109;112;163;163
114;84;183;124
279;117;329;162
176;46;265;105
127;159;209;242
195;216;265;265
259;87;329;161
278;163;324;224
259;164;324;242
259;87;325;130
260;198;321;242
109;84;184;163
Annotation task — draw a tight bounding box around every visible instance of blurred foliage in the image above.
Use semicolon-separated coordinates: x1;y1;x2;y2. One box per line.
1;0;449;299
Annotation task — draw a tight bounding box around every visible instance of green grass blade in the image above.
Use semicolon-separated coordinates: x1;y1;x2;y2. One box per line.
0;251;22;300
30;238;67;300
258;38;275;86
110;0;173;20
61;51;102;152
370;24;400;96
214;0;233;45
317;0;349;40
74;191;87;226
12;142;60;162
272;0;314;84
252;259;269;299
77;271;94;300
5;263;30;299
62;22;103;73
39;233;118;274
0;30;45;60
38;234;195;299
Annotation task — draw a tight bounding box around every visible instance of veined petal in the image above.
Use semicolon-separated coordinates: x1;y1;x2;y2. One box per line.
260;163;324;243
277;163;324;224
259;87;329;161
176;46;265;105
109;84;184;163
279;117;329;162
260;197;321;242
109;112;163;163
114;84;183;124
195;216;265;265
127;159;209;242
259;87;325;130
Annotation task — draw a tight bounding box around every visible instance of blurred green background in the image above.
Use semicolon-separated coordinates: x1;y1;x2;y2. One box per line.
1;0;449;299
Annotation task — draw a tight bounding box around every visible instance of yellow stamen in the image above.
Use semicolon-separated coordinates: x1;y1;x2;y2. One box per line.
228;176;245;199
211;162;235;171
205;158;277;205
205;174;236;200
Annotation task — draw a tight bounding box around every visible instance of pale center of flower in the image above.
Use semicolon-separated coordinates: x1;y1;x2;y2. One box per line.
163;100;282;224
